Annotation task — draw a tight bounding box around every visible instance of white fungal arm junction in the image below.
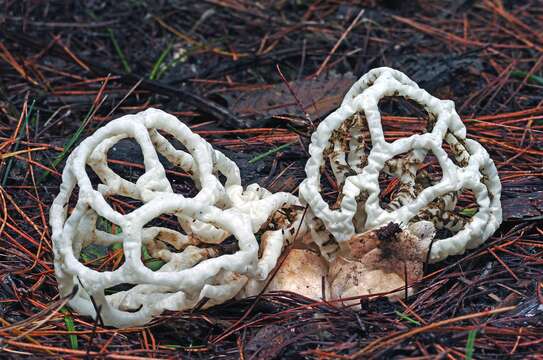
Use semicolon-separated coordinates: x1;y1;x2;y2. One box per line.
50;67;502;328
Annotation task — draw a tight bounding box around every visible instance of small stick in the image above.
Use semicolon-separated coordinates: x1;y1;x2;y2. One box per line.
314;9;365;77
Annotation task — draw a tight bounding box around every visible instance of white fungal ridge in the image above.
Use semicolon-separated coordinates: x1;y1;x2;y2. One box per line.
299;67;502;262
50;67;502;328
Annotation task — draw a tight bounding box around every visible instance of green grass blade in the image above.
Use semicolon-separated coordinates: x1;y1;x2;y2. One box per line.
510;70;543;86
150;43;173;80
51;106;93;168
40;103;96;182
145;258;166;271
395;310;421;326
108;28;131;73
465;329;477;360
248;141;297;164
61;308;78;350
142;245;165;271
460;207;477;217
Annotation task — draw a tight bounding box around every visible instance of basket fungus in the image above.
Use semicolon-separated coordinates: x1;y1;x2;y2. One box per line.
50;108;303;327
50;68;502;327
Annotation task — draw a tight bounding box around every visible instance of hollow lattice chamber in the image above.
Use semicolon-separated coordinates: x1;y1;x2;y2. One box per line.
50;108;303;327
299;67;502;262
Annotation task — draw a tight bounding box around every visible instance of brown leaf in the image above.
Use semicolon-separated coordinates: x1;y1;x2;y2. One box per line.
223;73;356;124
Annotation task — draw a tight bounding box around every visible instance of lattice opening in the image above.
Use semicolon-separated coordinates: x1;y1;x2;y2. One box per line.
153;129;200;197
320;112;372;207
106;138;146;183
378;152;443;211
79;216;125;273
378;96;432;142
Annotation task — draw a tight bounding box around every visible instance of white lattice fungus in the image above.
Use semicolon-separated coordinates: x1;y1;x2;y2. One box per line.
299;67;502;263
50;108;302;328
51;67;504;327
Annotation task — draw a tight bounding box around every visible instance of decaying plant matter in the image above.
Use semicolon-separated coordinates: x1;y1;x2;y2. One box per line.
329;221;436;304
51;68;502;328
